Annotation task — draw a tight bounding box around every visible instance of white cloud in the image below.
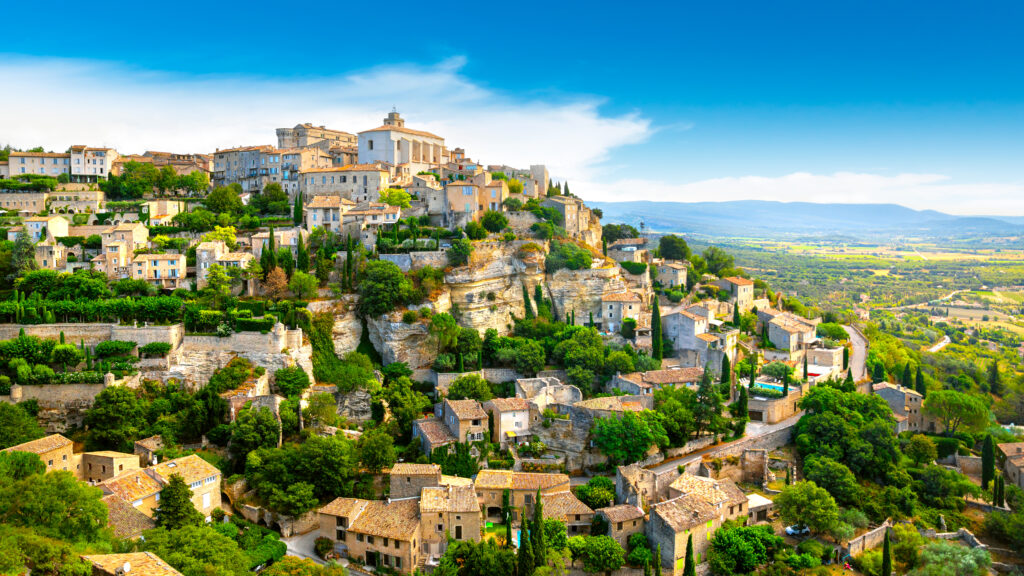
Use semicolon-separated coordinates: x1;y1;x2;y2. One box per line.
578;171;1024;215
0;55;650;183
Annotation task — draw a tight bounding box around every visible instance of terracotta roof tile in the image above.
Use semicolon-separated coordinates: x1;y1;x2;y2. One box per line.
83;552;183;576
420;485;479;514
446;399;487;421
617;368;704;388
151;455;220;486
415;418;457;446
474;470;570;491
390;463;441;477
358;125;444;140
101;469;163;503
102;494;156;539
542;490;593;523
2;434;72;455
722;276;754;286
602;292;642;303
598;504;644;523
486;397;530;412
652;493;718;532
349;498;421;540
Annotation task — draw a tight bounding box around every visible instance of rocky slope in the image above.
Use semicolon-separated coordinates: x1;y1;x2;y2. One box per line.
444;241;547;334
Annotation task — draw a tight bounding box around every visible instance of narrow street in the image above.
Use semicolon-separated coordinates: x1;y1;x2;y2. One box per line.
843;324;868;382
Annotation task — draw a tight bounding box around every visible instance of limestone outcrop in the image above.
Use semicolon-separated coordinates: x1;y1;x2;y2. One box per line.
546;265;631;322
308;298;362;356
444;241;547;334
366;314;437;368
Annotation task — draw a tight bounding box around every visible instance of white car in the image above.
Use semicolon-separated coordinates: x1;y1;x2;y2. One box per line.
785;524;810;536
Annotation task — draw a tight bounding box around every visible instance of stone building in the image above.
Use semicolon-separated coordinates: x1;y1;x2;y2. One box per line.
998;442;1024;489
83;552;183;576
473;470;571;523
300;164;391;203
442;399;488;443
358;111;445;177
611;367;704;396
318;497;423;572
542;490;594;535
598;291;643;333
69;145;119;183
420;484;482;556
872;382;925;432
304;195;356;233
713;277;755;313
598;504;645;548
483;397;531;447
656;260;688;289
150;455;222;521
80;451;141;483
277;123;357;151
2;433;74;473
607;238;648;263
389;463;443;499
767;312;818;352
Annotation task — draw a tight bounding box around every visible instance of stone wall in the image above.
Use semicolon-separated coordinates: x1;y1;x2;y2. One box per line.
546;265;631;325
747;385;806;424
434;368;524;392
845;521;891;557
379;250;448;272
699;420;799;460
0;323;183;351
955;454;983;477
182;324;296;355
506;211;541;235
1;375;142;432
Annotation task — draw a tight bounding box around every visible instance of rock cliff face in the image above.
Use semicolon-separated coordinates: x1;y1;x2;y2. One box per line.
308;298;362;356
366;314;437;368
163;346;313;391
444;241;546;334
546;265;631;322
337;389;372;422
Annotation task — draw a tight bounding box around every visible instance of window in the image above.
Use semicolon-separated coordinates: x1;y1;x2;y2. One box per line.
368;140;374;150
357;534;364;542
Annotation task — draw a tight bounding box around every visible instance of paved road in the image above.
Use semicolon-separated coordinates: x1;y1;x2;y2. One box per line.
645;411;804;475
876;289;967;311
927;335;951;353
281;531;330;565
843;324;868;382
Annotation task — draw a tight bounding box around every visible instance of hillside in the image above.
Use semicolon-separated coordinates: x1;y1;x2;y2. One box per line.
590;199;1024;240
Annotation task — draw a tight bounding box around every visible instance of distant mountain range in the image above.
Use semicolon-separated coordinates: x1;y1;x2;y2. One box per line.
588;200;1024;240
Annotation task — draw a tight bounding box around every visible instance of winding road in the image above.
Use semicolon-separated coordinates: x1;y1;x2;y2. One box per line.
843;324;868;382
927;335;951;353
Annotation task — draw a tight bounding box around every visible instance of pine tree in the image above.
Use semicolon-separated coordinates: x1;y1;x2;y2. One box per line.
916;365;926;397
296;233;309;272
682;534;696;576
532;489;545;561
293;191;303;225
982;434;995;490
153;474;204;530
651;297;663;361
517;506;535;576
881;530;892;576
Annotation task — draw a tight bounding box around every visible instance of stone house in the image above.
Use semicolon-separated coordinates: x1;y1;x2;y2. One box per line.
998;442;1024;489
656;260;688;289
80;451;141;483
767;313;818;352
443;399;488;443
83;552;183;576
101;493;157;540
599;291;643;333
872;382;925;432
483;397;531;447
305;194;356;233
598;504;645;548
473;470;571;523
608;238;648;263
134;435;163;467
148;455;222;521
341;201;402;246
99;468;164;516
2;433;74;473
34;239;67;270
412;417;457;455
358;111;445;177
300;164;391;204
611;367;704;396
420;484;482;557
746;381;807;424
713;277;754;313
390;463;443;499
102;222;149;250
131;253;186;289
251;227;308;261
23;215;69;242
541;195;596;245
542;490;594;535
319;497;423;572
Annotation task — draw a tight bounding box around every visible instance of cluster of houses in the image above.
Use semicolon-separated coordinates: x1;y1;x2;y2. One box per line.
1;433;222;540
315;460;761;574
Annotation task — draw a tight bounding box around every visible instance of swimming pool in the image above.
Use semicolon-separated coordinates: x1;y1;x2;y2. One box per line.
748;381;785;393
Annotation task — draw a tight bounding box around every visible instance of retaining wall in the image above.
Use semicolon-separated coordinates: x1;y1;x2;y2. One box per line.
845;521;891;557
0;323;183;350
379;251;448;272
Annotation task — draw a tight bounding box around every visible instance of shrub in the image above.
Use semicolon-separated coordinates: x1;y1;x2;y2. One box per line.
402;310;419;324
481;211;508;233
235;317;275;332
94;340;136;358
620;261;647;275
139;342;172;357
546;240;592;272
315;536;334;559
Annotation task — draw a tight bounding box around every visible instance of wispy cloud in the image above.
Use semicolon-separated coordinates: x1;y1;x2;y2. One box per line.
0;55;651;184
579;172;1024;215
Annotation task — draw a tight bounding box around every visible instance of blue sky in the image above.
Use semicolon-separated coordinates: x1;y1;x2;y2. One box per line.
3;1;1024;213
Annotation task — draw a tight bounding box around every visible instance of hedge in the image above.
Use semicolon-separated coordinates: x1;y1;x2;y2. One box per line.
95;340;137;358
620;261;648;275
138;342;172;357
0;296;184;324
934;436;961;459
235;317;275;332
237;301;266;317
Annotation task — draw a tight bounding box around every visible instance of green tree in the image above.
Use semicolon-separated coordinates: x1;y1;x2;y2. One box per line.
379;188;412;208
357;427;396;473
574;477;615;510
229;406;280;466
908;541;990;576
578;535;625;575
0;469;109;543
774;480;839;534
707;524;782;576
693;367;726;438
154;473;204;529
204;185;243;214
448;238;473;267
83;386;148;452
982;434;995;490
916;365;927;397
482;211;509;233
296;233;310;272
9;233;38;283
430;312;460;354
532;488;546;560
447;374;493;401
592;411;667;464
651;298;663;361
274;366;311;398
923;390;988;435
0;403;45;450
518;506;535;576
293;191;304;225
383;377;432;441
904;434;938;466
882;529;892;576
513;340;546;376
659;235;690;261
682;534;695;576
289;271;319;299
141;525;250;576
358;260;415;316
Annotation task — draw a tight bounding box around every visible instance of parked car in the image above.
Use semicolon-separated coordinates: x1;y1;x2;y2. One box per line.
785;524;810;536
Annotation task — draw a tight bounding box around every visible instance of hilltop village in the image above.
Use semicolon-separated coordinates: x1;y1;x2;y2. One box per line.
0;114;1019;576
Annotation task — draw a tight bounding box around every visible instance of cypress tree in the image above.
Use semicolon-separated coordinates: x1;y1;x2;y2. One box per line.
682;534;696;576
293;191;303;225
732;305;740;328
844;371;855;391
785;466;791;485
59;331;64;344
602;237;607;256
803;354;809;381
842;346;849;370
563;182;570;196
523;284;535;319
457;353;464;373
997;475;1006;507
653;545;662;576
517;506;535;576
643;558;652;576
736;385;748;420
916;365;926;397
570;310;575;326
589;311;594;328
296;233;309;272
154;474;204;529
782;370;789;396
881;530;892;576
532;489;545;561
872;363;886;383
902;363;912;387
651;297;663;361
720;354;731;387
982;434;995;490
503;489;512;548
267;225;277;268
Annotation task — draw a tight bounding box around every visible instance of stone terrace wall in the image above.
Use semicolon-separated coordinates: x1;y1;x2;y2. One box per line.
1;375;142;432
0;323;183;350
434;368;524;390
845;521;891;557
181;325;296;355
380;250;448;272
